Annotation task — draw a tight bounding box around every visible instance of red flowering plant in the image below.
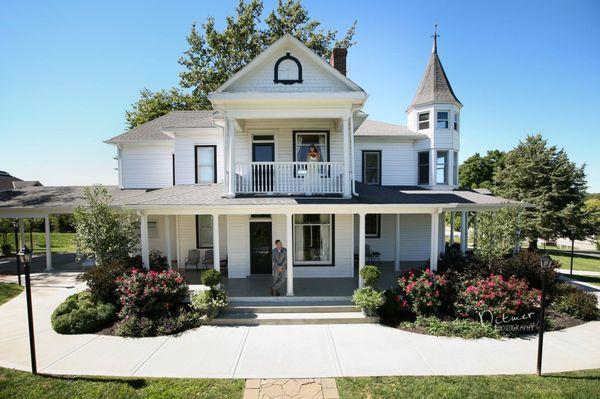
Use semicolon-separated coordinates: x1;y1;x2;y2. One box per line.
454;274;541;322
397;268;449;316
115;269;189;320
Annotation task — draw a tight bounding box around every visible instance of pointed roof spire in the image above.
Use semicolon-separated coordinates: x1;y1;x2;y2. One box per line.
407;26;462;112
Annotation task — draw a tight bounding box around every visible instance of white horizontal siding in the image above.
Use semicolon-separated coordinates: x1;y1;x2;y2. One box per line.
354;138;417;185
174;128;224;185
120;143;173;188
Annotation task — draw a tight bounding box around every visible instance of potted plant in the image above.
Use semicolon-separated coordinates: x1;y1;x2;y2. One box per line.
360;265;381;288
352;287;384;317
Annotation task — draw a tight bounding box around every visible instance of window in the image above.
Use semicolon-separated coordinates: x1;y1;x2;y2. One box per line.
274;52;303;85
437;111;449;129
436;151;449;184
418;151;430;185
293;214;333;265
195;145;216;184
362;151;381;185
418;112;430;130
148;220;159;238
453;151;459;185
365;214;380;238
196;215;213;249
294;132;328;162
453;113;459;131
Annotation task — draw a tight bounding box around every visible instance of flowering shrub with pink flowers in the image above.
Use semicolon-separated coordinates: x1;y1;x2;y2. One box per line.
397;268;449;316
454;274;541;320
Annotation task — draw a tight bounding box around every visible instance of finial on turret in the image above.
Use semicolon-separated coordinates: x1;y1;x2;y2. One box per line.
432;24;439;53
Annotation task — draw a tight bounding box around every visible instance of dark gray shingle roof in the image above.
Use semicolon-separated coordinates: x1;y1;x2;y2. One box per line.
105;111;218;144
355;119;425;138
408;49;461;110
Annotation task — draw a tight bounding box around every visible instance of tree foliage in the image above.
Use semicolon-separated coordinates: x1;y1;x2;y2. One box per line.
126;0;357;128
473;206;524;266
458;150;505;190
73;186;140;265
495;134;587;246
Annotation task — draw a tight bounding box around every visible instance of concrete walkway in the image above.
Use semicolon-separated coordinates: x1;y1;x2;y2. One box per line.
0;274;599;378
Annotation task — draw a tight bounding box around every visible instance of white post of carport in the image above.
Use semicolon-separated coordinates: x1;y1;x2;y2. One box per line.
227;117;235;198
460;211;469;254
140;213;150;269
342;116;352;198
164;216;172;268
358;212;366;287
394;214;401;272
430;210;440;271
449;211;455;245
286;213;294;296
44;215;52;271
212;214;220;273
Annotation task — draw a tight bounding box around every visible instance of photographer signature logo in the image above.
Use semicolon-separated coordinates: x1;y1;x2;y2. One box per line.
477;310;537;332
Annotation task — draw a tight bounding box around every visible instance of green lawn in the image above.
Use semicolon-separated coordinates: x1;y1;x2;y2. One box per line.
1;232;75;254
0;367;244;399
563;274;600;287
549;252;600;273
0;283;23;306
337;369;600;399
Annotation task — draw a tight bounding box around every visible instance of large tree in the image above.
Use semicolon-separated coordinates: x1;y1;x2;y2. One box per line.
495;134;587;248
459;150;505;190
126;0;356;128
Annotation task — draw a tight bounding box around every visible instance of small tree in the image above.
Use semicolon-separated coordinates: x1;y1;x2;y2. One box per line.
559;203;598;275
474;206;524;267
73;186;140;265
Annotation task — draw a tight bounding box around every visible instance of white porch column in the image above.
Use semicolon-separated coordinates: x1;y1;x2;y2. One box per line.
342;116;352;198
394;214;401;272
286;213;294;296
227;117;235;197
140;213;150;269
175;216;181;269
44;215;52;271
212;214;220;272
358;213;366;287
430;210;440;271
449;211;455;244
439;211;446;254
473;212;478;250
460;211;468;254
164;216;172;268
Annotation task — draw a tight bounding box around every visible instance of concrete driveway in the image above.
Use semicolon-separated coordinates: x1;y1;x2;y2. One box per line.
1;273;599;378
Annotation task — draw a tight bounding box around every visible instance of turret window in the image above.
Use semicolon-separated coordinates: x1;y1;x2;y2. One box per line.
454;113;459;131
418;151;430;185
436;151;449;184
418;112;430;130
436;111;449;129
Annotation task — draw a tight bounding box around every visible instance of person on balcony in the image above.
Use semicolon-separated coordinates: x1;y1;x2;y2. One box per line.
271;239;287;296
306;145;321;162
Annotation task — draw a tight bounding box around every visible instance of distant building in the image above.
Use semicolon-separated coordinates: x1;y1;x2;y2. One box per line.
0;171;42;191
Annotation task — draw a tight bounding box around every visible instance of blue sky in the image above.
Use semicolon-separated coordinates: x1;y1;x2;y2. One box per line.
1;0;599;191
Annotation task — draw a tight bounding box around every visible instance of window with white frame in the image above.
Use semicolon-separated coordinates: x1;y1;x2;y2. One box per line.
436;151;449;184
437;111;449;129
453;113;459;131
418;112;430;130
365;214;380;238
418;151;430;185
453;151;459;185
362;151;381;185
195;146;216;184
294;132;328;162
148;220;159;238
293;214;332;265
196;215;213;249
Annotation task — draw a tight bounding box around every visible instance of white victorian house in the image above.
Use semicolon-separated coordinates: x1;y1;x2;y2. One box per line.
0;34;516;299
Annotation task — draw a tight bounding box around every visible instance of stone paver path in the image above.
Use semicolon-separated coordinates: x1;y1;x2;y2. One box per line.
244;378;338;399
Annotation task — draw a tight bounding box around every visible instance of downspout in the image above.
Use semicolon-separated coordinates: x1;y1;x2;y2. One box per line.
350;112;359;197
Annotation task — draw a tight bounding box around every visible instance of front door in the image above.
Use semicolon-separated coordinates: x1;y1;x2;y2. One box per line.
252;142;275;192
250;221;272;274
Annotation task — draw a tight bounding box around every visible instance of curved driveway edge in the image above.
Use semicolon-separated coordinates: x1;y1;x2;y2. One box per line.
0;274;599;378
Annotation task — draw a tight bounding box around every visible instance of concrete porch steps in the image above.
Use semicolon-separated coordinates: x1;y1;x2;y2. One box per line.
208;301;378;325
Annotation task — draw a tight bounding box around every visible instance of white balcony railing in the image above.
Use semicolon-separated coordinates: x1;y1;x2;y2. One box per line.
235;162;345;195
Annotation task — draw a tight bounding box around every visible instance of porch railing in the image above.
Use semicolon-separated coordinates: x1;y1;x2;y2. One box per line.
235;161;345;195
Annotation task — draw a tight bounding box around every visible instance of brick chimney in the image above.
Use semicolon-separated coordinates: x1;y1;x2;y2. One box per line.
330;48;347;76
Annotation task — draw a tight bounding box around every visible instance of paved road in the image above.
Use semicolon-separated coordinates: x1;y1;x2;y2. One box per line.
1;275;599;378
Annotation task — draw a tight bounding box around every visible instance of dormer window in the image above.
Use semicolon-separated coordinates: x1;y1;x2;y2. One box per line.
418;112;430;130
274;52;302;85
436;111;449;129
454;113;459;131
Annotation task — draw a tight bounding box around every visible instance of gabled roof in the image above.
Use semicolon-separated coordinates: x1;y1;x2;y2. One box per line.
104;110;218;144
355;119;425;138
0;171;22;191
407;37;461;111
213;34;365;94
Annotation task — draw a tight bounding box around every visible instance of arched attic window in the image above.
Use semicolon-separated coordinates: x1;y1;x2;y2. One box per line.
273;52;302;85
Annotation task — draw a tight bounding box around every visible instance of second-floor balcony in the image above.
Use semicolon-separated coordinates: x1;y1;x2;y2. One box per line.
234;161;345;195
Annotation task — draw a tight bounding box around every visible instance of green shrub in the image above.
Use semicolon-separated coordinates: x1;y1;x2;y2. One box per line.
200;269;222;288
51;291;116;334
551;283;599;321
115;307;202;337
360;265;381;288
379;288;411;320
397;268;449;316
191;289;228;318
1;244;11;256
80;260;131;303
493;250;558;290
352;287;384;315
149;249;169;272
401;316;501;339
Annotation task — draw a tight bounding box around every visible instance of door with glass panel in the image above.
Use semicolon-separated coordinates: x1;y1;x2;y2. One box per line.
252;141;275;192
